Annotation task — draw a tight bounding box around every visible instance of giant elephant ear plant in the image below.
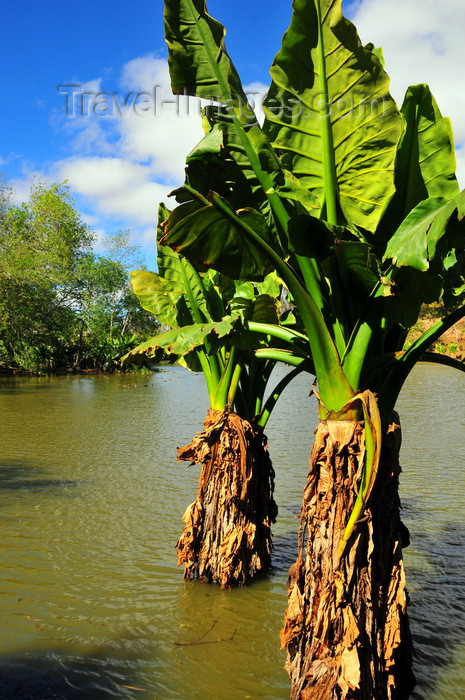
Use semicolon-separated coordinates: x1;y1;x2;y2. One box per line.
125;206;312;588
157;0;465;697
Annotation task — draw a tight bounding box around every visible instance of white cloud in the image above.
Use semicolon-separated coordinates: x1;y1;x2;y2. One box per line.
67;118;116;156
119;55;169;93
244;81;269;125
57;156;172;226
350;0;465;186
116;55;206;178
52;55;205;231
57;56;268;192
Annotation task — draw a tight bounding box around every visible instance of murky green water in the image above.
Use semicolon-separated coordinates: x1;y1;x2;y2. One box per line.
0;364;464;699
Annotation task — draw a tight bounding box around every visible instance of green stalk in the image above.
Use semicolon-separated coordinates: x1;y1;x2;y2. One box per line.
342;319;374;392
227;361;243;407
234;362;271;422
247;320;309;346
341;276;389;391
257;364;308;429
237;363;252;415
195;348;217;406
213;345;239;409
248;359;275;417
208;192;355;410
255;348;313;370
315;0;339;225
179;256;222;387
233;382;252;422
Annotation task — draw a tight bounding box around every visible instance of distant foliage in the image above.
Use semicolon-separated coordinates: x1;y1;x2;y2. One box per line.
0;179;160;373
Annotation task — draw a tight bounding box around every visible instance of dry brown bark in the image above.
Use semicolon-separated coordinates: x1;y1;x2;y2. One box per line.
176;407;278;588
282;413;415;699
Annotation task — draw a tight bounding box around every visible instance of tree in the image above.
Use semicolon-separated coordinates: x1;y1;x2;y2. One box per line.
102;229;147;270
101;230;162;349
157;0;465;697
70;252;130;369
0;180;93;371
0;180;159;373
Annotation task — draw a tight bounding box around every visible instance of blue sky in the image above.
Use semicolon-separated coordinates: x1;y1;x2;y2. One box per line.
1;0;464;270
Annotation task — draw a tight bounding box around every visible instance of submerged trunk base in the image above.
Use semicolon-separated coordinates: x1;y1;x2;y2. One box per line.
282;414;415;699
176;408;277;589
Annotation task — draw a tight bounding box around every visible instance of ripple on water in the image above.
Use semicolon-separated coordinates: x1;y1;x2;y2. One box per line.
0;364;464;698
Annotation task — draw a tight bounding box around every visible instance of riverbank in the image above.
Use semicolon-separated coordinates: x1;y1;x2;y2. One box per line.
407;306;465;362
0;364;158;378
1;308;464;378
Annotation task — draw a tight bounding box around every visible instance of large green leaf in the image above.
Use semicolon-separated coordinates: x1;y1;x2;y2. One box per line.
164;0;246;102
223;276;282;343
126;316;239;358
229;291;279;325
129;270;187;328
395;84;458;205
262;0;401;229
185;116;287;250
377;84;460;242
251;295;280;324
157;243;215;322
161;194;275;280
336;241;379;298
164;0;299;243
384;191;465;272
255;271;282;298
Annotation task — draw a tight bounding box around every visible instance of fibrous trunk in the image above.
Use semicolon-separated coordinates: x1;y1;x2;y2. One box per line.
282;413;415;699
176;407;278;588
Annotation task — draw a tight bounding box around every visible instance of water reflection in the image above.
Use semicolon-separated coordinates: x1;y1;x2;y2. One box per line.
0;364;464;698
0;645;150;699
0;460;79;492
398;363;465;699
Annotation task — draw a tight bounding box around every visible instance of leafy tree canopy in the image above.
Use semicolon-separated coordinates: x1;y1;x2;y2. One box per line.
0;178;159;373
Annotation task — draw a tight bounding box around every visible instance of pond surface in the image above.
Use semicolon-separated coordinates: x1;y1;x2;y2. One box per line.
0;364;464;699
